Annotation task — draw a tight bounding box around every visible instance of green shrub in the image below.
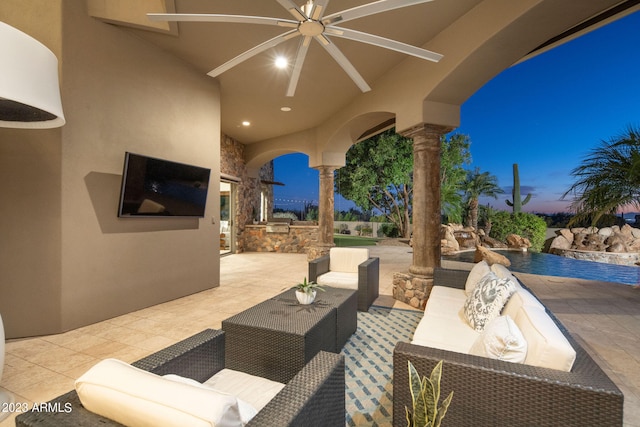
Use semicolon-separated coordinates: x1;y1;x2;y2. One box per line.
490;211;547;252
379;223;400;238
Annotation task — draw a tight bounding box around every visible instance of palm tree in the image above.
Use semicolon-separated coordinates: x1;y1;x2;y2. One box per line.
462;168;504;231
563;125;640;225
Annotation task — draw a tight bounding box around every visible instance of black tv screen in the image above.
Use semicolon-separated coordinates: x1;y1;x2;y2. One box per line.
118;152;211;217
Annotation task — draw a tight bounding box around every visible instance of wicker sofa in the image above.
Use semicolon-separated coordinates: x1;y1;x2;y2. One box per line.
393;267;624;426
16;329;345;427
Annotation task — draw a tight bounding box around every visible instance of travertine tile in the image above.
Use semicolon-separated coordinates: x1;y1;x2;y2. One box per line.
1;248;639;427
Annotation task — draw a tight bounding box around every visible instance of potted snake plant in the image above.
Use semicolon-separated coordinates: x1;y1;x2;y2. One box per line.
405;360;453;427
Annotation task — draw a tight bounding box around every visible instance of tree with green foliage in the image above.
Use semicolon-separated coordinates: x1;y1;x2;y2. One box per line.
440;134;472;223
336;129;414;237
562;126;640;226
461;167;504;231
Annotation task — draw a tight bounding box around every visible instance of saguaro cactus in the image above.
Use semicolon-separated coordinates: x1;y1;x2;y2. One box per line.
505;163;531;213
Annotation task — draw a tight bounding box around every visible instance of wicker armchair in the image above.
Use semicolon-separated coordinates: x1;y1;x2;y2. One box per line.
393;268;624;427
309;247;379;311
16;329;345;427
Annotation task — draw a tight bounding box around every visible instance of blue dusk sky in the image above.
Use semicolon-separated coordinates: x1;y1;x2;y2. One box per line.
274;10;640;215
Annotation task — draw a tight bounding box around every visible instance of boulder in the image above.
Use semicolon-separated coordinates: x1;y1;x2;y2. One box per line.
440;224;460;252
550;235;572;250
506;233;531;249
482;235;508;248
475;245;511;267
558;228;574;243
605;233;629;253
598;227;614;238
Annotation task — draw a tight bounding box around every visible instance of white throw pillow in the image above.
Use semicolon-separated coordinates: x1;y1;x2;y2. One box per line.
469;315;528;363
490;263;521;289
463;272;517;331
75;359;245;427
465;260;491;295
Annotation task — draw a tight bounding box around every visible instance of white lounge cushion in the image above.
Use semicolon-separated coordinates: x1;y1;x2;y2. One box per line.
513;305;576;371
469;315;528;363
412;311;480;354
204;368;285;412
328;247;369;273
163;375;257;424
465;260;491;295
316;271;358;289
75;359;245;427
463;272;517;331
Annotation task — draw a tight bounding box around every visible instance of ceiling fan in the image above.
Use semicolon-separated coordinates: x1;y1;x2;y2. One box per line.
148;0;442;97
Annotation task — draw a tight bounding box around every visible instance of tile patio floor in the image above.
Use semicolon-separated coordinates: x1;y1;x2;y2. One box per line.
1;245;639;426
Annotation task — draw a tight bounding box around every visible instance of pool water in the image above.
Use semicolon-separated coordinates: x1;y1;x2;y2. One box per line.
443;250;640;286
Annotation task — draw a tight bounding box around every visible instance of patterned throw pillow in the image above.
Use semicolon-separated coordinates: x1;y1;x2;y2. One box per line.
463;272;517;331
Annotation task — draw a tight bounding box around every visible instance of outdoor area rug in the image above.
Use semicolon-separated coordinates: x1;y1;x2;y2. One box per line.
341;305;423;426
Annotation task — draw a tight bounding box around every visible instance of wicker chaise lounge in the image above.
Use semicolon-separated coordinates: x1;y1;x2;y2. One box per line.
393;267;624;426
16;329;345;427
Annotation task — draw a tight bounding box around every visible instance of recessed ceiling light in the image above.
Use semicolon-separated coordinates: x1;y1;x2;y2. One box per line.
242;121;250;126
275;56;288;69
280;107;292;112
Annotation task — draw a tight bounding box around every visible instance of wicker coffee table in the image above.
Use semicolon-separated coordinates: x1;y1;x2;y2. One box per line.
272;287;357;350
222;298;337;383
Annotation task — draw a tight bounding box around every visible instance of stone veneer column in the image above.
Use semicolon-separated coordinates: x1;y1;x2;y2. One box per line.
393;123;452;309
308;166;336;260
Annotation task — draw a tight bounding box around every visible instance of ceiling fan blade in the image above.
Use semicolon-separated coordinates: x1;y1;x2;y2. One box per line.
208;30;299;78
276;0;309;20
286;36;312;97
147;13;298;28
309;0;331;20
317;38;371;93
326;26;442;62
322;0;433;26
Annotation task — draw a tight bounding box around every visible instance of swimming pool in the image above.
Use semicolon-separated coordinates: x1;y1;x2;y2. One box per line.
443;250;640;286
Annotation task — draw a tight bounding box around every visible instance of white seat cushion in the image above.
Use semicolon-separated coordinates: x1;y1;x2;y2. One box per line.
316;271;358;289
513;305;576;371
204;368;285;412
328;247;369;273
75;359;245;427
412;311;480;354
424;286;467;317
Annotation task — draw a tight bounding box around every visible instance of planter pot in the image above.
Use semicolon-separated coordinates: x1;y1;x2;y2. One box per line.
295;290;316;305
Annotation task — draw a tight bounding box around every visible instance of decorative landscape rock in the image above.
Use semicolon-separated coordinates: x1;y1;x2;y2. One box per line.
550;224;640;266
474;245;511;267
506;233;531;250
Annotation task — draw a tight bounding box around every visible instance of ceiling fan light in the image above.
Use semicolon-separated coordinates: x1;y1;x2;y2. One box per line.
0;21;65;129
275;56;289;68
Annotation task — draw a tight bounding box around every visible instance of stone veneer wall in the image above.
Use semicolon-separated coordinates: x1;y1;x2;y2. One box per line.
242;224;317;253
393;273;433;309
220;134;274;253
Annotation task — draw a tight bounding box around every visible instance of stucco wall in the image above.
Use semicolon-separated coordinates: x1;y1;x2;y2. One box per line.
0;1;222;337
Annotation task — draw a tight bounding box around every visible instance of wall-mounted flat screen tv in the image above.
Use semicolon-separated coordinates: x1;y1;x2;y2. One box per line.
118;152;211;217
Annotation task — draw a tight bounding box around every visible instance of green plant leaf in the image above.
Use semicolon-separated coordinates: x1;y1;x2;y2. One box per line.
434;392;454;427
